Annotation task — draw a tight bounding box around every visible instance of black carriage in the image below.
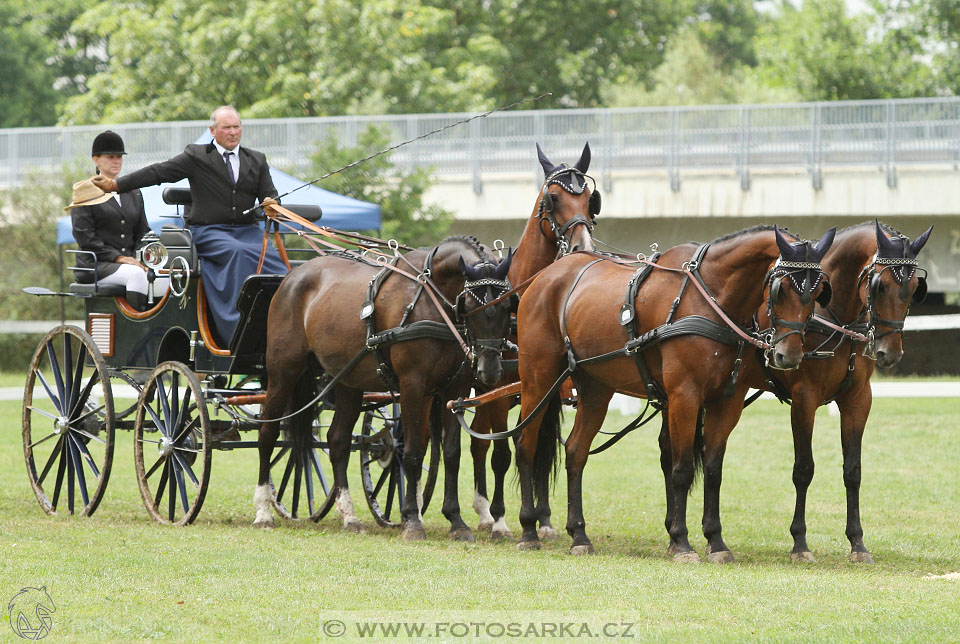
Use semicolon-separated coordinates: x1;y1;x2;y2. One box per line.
22;189;438;526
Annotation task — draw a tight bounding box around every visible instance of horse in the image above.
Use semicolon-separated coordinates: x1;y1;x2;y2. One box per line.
512;225;835;562
729;219;933;563
253;236;514;541
469;142;599;540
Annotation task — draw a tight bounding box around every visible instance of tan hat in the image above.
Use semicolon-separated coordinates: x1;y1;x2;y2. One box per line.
64;179;113;211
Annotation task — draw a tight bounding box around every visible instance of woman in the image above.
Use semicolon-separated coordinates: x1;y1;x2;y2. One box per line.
67;131;168;311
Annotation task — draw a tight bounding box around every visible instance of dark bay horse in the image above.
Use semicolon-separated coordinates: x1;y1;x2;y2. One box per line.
469;143;598;539
733;220;933;563
253;236;513;541
513;226;835;562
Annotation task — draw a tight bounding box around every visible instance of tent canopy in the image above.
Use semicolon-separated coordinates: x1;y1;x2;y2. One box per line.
57;131;381;244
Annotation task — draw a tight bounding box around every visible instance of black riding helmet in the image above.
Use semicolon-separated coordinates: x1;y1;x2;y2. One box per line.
91;131;126;156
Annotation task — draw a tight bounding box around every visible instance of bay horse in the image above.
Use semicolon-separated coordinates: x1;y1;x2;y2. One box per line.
253;236;514;541
469;143;598;540
729;220;932;563
513;225;835;562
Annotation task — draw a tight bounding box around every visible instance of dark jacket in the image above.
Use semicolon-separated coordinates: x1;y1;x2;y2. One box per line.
70;190;150;283
116;143;277;226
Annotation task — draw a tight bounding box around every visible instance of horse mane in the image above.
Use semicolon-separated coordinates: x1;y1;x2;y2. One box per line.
441;235;489;262
709;224;800;244
838;220;902;237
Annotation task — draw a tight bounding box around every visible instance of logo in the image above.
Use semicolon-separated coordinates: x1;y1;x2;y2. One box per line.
8;587;56;640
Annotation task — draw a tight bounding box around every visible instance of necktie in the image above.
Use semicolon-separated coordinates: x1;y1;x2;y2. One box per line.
223;151;236;186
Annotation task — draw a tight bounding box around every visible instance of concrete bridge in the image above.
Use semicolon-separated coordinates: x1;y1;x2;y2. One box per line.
3;97;959;291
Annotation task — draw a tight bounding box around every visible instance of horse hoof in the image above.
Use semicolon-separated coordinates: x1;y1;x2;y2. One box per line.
538;526;559;541
850;551;875;564
477;520;494;533
666;543;679;556
449;528;475;542
706;550;736;564
401;527;426;541
343;520;365;534
791;551;817;563
253;519;274;530
491;528;513;541
673;551;701;564
570;544;595;556
517;540;541;551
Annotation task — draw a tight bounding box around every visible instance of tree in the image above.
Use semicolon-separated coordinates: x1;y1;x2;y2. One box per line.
0;1;60;127
306;127;454;247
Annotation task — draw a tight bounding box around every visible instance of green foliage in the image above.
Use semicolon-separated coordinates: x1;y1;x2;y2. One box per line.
0;1;60;127
306;127;454;247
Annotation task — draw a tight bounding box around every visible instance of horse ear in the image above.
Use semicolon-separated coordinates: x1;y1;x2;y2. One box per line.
875;219;897;257
495;248;514;280
910;225;933;256
574;141;591;173
812;226;836;261
459;255;479;281
536;143;556;177
774;226;794;258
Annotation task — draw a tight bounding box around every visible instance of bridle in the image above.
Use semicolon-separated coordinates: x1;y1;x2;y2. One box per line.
853;251;926;357
456;268;514;362
760;256;828;369
536;165;599;257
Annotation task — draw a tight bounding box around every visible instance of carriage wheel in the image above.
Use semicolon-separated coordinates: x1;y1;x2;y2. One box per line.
360;403;440;528
133;361;211;525
22;325;115;516
269;402;336;521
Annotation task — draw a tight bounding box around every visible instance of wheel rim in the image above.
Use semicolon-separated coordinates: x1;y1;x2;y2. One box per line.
133;362;211;525
360;403;439;528
22;326;115;517
270;403;336;521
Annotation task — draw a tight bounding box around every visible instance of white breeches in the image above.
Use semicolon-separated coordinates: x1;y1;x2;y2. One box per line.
98;264;170;296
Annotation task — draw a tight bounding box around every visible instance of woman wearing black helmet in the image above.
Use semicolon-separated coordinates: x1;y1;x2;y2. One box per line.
67;131;168;311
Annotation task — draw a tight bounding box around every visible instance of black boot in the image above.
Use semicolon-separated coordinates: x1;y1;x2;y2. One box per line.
126;292;149;312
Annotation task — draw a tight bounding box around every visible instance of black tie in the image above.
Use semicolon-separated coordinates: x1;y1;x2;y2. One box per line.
223;151;236;186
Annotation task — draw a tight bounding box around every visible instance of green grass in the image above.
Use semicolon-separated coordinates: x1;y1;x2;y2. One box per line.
2;396;959;643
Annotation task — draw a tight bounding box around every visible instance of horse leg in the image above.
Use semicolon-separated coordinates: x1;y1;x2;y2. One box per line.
787;390;819;563
470;405;494;533
398;389;432;541
329;387;365;533
489;412;514;540
666;391;703;563
254;358;305;528
564;378;613;555
657;410;679;554
515;384;563;550
836;383;874;563
701;400;744;564
440;403;474;542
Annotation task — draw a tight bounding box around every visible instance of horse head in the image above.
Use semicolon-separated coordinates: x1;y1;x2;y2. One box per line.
766;226;836;369
865;220;934;367
456;248;514;386
535;142;598;256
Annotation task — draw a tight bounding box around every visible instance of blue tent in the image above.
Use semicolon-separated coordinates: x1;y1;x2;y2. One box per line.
57;131;381;244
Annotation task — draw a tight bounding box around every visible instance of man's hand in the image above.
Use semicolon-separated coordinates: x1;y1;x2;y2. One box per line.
260;197;278;210
91;176;118;193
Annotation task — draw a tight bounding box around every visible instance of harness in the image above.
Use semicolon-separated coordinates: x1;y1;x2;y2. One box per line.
536;165;598;257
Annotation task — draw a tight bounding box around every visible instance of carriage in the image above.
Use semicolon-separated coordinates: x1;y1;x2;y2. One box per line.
20;188;442;526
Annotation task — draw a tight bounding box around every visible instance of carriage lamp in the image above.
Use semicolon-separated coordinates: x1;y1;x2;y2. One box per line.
137;233;168;270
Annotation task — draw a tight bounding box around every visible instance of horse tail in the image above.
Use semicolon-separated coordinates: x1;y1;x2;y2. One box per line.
690;407;705;491
286;356;321;438
532;394;563;507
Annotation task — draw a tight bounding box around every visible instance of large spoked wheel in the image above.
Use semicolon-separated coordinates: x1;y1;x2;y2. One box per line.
270;403;336;521
360;403;440;528
133;361;211;525
22;325;115;516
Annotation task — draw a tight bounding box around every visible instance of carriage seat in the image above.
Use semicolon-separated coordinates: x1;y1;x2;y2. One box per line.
67;282;126;297
160;225;199;274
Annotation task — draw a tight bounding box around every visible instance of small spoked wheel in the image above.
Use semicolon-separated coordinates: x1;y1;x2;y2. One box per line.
359;402;440;528
133;361;211;525
22;325;115;516
270;410;336;522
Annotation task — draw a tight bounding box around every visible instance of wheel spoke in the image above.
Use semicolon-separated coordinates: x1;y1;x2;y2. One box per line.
173;386;193;443
303;450;315;516
153;460;169;508
70;432;102;479
142;396;168;437
173;459;189;514
170;371;180;432
62;334;74;410
145;455;165;480
310;449;329;496
71;402;106;427
27;405;60;423
171;417;200;445
70;426;106;446
69;364;98;420
173;452;199;487
291;455;303;518
397;461;406;508
68;343;88;418
157;377;172;431
276;452;295;504
270;446;290;469
28;430;60;449
167;460;176;521
66;439;76;514
37;437;65;486
68;434;90;509
51;443;68;511
384;466;397;521
35;370;63;414
372;466;390;498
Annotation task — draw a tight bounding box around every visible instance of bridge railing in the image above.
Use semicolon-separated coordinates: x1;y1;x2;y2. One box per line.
2;97;959;192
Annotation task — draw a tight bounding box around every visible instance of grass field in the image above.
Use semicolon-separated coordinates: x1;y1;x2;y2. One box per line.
1;390;959;643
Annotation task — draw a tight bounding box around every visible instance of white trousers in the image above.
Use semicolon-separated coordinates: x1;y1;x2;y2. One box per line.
98;264;170;297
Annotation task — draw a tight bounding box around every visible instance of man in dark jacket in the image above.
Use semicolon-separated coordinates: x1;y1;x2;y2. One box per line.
92;106;287;344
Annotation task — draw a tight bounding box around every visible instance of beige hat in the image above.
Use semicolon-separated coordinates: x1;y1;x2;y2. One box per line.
64;179;113;211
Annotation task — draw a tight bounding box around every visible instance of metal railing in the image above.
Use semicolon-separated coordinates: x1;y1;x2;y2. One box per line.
2;97;959;193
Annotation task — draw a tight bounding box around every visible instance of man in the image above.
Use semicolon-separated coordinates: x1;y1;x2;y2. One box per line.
92;106;287;344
